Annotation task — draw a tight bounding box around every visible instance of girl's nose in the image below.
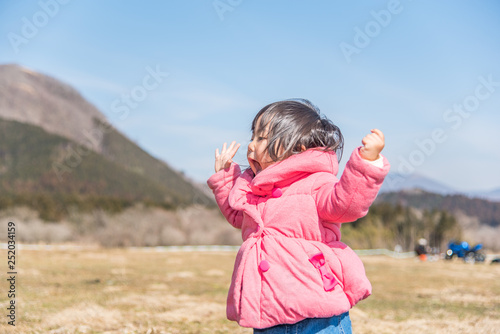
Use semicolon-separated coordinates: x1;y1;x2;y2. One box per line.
248;141;255;152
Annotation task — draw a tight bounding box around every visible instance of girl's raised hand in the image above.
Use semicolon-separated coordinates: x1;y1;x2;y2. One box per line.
359;129;385;161
215;141;241;173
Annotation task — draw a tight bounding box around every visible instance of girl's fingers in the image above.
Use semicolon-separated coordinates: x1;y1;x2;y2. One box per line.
215;141;237;173
363;130;385;144
230;143;241;157
215;141;240;168
371;129;385;140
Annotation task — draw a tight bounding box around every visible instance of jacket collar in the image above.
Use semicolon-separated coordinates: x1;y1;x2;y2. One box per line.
248;149;339;196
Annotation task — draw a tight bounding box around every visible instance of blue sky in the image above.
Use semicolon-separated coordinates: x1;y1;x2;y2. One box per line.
1;1;499;192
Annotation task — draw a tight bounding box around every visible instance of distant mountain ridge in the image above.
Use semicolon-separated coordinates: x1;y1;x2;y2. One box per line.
376;190;500;228
375;189;500;250
381;172;500;202
467;188;500;202
0;64;107;152
0;64;213;220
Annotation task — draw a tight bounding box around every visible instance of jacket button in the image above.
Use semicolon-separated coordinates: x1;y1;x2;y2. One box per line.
259;260;270;272
271;188;282;198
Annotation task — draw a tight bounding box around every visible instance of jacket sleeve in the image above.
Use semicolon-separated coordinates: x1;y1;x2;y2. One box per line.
207;164;244;229
312;147;390;223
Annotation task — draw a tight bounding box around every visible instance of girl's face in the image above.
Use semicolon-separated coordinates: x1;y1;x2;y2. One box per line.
247;119;275;175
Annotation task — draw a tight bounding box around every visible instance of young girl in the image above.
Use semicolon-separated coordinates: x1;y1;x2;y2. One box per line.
207;99;389;333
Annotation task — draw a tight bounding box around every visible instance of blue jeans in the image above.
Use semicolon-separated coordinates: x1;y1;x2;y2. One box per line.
253;312;352;334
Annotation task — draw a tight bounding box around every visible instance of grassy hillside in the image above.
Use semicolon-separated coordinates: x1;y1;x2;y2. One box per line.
0;118;212;220
97;118;212;207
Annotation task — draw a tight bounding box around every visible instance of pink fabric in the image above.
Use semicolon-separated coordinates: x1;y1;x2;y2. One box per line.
207;147;390;329
309;253;338;291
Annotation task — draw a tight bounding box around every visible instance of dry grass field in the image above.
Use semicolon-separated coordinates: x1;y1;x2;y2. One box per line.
1;247;499;334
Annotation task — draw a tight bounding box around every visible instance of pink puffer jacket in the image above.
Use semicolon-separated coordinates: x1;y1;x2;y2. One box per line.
207;147;390;329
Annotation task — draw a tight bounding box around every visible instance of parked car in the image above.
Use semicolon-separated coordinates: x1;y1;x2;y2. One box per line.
445;241;486;263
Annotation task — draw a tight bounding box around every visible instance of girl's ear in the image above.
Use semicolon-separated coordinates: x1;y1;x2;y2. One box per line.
301;145;307;152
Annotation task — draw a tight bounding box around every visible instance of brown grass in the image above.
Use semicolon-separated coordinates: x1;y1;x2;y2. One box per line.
1;248;499;333
353;256;500;333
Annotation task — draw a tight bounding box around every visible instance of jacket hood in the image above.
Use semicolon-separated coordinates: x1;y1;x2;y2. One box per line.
248;149;339;196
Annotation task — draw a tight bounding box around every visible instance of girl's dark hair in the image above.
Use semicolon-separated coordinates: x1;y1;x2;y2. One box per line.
251;98;344;163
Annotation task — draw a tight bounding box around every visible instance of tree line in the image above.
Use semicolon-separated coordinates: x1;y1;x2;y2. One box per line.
341;202;461;252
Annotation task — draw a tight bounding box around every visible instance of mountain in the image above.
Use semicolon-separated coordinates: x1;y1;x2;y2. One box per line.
0;64;214;220
467;188;500;202
380;173;456;195
380;172;500;202
376;190;500;228
0;64;107;152
375;189;500;250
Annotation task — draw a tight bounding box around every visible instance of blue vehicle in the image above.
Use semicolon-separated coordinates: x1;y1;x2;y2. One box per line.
445;241;485;263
